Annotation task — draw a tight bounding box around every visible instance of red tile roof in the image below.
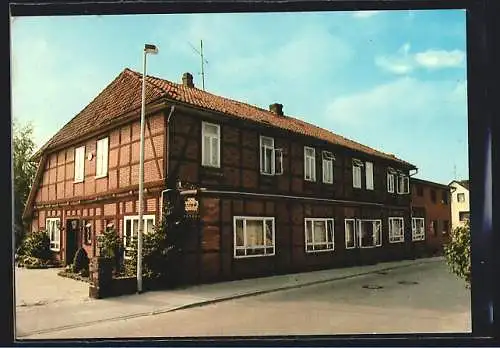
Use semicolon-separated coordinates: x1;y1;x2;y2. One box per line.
33;68;416;168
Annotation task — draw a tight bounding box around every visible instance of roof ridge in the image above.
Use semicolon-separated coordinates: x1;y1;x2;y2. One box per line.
123;68;168;96
135;69;409;164
31;68;130;160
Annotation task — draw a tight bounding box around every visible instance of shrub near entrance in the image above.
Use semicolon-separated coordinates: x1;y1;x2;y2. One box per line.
17;230;55;268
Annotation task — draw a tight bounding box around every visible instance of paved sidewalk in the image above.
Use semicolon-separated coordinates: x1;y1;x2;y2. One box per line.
16;257;443;338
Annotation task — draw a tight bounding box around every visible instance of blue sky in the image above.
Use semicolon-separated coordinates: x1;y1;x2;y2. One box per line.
10;10;467;185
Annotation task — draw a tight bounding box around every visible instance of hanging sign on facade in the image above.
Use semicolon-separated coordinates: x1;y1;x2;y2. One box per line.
184;197;199;213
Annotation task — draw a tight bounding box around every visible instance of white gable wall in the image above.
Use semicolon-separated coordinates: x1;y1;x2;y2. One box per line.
450;182;470;231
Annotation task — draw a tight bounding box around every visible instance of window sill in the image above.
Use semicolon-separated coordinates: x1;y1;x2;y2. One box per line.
50;248;60;252
305;248;334;254
202;163;221;169
260;172;275;176
74;180;84;184
95;174;108;179
304;178;316;182
234;253;275;259
360;245;382;249
389;239;405;244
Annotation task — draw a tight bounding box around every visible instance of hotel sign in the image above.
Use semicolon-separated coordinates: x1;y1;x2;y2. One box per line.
184;197;199;213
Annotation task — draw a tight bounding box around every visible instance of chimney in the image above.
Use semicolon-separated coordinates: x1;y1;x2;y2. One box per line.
182;72;194;88
269;103;283;116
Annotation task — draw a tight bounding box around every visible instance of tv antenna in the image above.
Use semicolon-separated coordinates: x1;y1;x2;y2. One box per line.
188;40;209;90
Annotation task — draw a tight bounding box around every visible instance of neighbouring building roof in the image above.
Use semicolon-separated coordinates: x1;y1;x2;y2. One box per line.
450;179;470;191
411;177;450;190
31;68;416;168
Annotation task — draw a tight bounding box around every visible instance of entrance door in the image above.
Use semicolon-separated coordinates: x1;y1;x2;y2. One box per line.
65;219;80;266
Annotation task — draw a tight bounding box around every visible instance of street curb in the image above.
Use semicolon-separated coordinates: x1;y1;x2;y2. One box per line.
19;257;440;338
156;257;441;314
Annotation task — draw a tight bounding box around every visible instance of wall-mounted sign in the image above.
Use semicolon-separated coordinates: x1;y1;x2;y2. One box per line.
184;197;199;212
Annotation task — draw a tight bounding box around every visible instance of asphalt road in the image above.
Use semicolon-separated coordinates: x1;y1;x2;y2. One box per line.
21;260;471;339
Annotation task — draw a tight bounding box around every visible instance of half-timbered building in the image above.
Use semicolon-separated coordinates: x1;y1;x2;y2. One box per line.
24;68;418;284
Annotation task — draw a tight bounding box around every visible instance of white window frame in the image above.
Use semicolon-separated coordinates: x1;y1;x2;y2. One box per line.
322;151;334;184
412;217;425;241
387;173;395;193
260;136;275;175
457;193;465;202
233;216;275;258
46;218;61;251
201;122;221;168
365;161;374;190
352;160;363;189
397;174;410;194
274;148;283;175
357;219;382;248
345;219;357;249
388;217;405;243
123;215;156;259
459;211;470;222
74;146;85;183
304;218;335;253
96;137;109;178
304;146;316;181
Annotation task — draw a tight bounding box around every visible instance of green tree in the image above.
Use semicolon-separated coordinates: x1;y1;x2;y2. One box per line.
443;221;471;287
13;120;37;250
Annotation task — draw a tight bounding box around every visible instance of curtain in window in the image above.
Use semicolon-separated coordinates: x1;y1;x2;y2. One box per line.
235;220;244;246
203;136;211;164
246;220;264;247
313;220;327;244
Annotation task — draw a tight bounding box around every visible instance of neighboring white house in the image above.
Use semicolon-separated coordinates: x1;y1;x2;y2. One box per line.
449;180;470;231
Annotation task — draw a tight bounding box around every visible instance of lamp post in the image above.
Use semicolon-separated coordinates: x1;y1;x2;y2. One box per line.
137;43;158;294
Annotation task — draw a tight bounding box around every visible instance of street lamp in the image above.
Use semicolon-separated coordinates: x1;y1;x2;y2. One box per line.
137;43;158;294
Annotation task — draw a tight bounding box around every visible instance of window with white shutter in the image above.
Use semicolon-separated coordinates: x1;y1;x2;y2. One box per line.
365;161;374;190
96;137;109;178
74;146;85;182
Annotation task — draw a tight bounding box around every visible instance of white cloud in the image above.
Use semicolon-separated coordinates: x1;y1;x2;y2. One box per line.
325;77;466;126
374;57;414;75
323;77;468;182
414;49;465;69
375;44;465;74
177;17;354;110
352;11;380;18
374;42;414;74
